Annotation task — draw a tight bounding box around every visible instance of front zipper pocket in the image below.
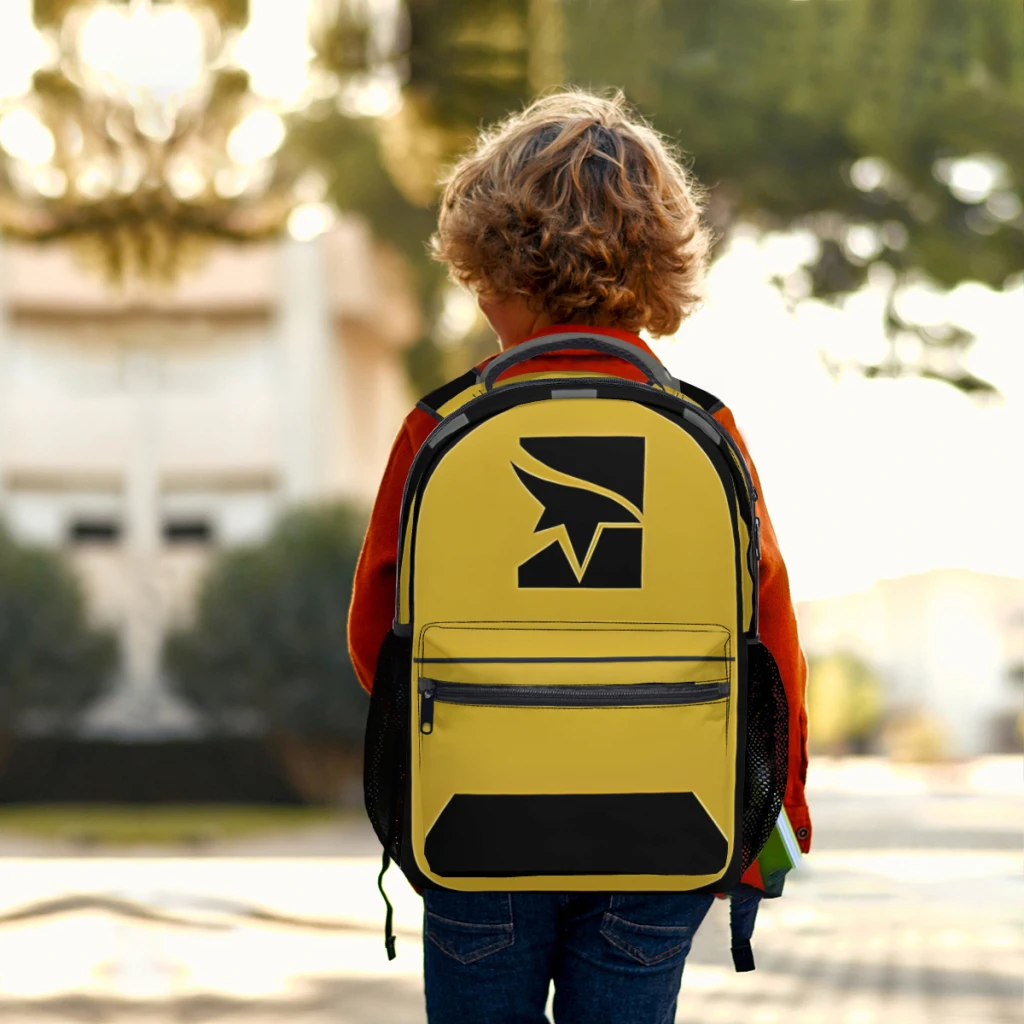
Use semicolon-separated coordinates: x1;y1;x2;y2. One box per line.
418;679;730;733
411;622;739;882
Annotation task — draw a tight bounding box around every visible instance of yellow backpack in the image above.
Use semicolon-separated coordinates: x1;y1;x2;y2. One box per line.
364;334;788;960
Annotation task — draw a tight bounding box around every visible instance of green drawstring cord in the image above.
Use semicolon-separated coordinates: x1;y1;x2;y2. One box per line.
378;850;396;960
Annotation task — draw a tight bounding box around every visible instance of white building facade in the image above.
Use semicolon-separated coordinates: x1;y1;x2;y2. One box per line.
0;221;419;736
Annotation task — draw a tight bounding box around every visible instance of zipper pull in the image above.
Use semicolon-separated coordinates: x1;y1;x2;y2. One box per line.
418;679;435;734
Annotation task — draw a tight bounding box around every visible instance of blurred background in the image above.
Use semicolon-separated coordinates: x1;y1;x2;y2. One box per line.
0;0;1020;1021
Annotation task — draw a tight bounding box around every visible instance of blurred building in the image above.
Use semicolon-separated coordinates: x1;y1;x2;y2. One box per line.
0;220;418;735
797;569;1024;756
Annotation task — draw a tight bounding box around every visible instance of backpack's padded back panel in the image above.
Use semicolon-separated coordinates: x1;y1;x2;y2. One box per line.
408;398;743;890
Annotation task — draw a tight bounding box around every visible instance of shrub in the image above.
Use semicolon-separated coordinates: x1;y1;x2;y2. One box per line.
165;504;369;749
0;526;116;732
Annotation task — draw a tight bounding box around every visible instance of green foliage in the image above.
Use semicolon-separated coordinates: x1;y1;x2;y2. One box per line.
165;504;369;745
287;114;451;393
565;0;1023;291
0;527;116;731
290;116;441;295
404;0;535;129
807;651;885;754
568;0;1023;397
306;0;1022;396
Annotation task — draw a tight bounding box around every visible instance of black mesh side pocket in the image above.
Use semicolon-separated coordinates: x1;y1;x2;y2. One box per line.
363;629;412;862
739;639;789;874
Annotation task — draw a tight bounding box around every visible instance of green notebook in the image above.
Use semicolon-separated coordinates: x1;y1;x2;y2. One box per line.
757;806;803;878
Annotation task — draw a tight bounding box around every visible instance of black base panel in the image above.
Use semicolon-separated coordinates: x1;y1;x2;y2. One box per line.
424;792;728;877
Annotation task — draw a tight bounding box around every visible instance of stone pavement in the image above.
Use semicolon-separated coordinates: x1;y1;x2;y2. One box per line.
0;758;1019;1023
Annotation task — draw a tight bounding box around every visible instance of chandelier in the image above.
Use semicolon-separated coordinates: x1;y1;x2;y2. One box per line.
0;0;403;280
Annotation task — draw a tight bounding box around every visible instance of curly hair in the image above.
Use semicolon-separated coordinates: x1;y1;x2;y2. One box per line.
431;89;712;336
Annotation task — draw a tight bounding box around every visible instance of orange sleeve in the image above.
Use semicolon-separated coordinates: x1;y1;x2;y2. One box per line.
347;423;418;693
714;406;812;853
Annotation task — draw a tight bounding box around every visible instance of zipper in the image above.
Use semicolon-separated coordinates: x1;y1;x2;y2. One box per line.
415;655;734;664
418;679;730;733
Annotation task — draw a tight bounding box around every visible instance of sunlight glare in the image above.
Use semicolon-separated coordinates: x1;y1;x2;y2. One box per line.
337;69;404;118
32;165;67;198
653;226;1024;602
78;3;206;102
933;154;1008;204
437;285;480;347
167;157;207;201
849;156;890;192
0;0;52;100
287;202;336;241
0;108;55;164
227;110;286;165
232;0;316;109
214;166;251;199
75;160;115;200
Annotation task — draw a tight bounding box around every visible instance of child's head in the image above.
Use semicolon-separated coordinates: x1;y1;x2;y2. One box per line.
432;89;711;340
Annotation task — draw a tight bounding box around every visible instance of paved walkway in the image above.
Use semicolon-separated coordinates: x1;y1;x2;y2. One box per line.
0;758;1020;1023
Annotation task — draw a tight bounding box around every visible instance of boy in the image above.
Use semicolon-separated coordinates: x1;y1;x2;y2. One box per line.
349;89;809;1024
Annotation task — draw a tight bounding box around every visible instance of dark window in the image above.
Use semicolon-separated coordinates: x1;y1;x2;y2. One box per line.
69;518;122;544
163;519;213;544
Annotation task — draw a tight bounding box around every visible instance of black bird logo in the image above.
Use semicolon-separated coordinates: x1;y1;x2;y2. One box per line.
512;436;645;589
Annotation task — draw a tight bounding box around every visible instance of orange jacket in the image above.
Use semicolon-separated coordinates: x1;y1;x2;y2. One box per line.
348;325;812;860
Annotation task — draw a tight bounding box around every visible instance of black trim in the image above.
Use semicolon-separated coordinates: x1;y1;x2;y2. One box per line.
414;655;733;665
417;369;478;418
649;405;755;533
675;379;724;414
424;792;730;877
415;401;443;422
399;779;434;891
725;627;747;891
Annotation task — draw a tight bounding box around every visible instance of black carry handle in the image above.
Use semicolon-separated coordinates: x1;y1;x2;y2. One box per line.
480;332;677;391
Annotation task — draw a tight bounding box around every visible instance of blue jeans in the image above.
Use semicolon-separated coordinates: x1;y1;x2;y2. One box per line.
422;890;715;1024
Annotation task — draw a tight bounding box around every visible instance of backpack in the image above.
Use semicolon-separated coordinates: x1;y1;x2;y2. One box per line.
363;332;789;965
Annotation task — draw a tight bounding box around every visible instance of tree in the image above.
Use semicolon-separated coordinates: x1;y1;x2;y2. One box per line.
304;0;1023;396
564;0;1024;396
0;526;116;732
293;0;551;392
164;503;369;747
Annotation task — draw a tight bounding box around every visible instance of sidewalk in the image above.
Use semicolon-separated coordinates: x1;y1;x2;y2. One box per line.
0;757;1019;1023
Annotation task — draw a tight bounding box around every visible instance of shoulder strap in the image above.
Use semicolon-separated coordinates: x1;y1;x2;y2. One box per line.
673;379;724;415
416;369;482;421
